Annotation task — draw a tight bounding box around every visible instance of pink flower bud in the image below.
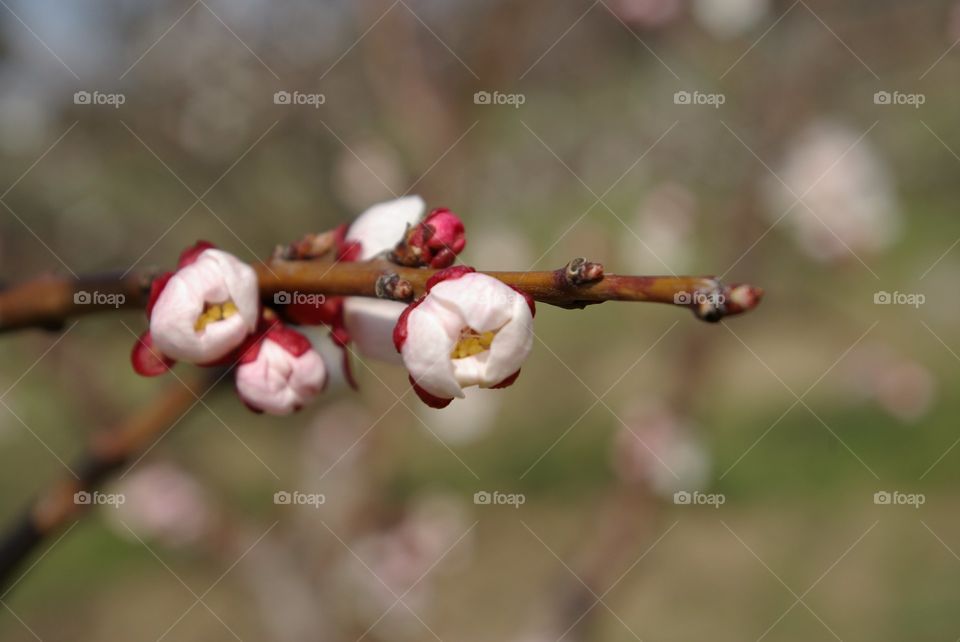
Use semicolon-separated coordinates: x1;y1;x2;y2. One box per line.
147;246;259;365
407;208;467;268
235;323;327;415
393;267;535;408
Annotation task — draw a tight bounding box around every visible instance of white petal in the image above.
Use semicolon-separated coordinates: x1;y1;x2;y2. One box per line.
431;273;533;387
427;273;517;332
346;195;425;260
401;299;464;399
343;297;407;364
149;249;259;363
481;295;533;386
203;249;260;332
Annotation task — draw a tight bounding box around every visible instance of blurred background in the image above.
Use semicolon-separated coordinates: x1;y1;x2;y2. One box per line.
0;0;957;639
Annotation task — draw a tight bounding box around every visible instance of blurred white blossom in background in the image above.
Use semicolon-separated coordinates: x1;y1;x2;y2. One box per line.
298;400;375;531
619;182;697;273
691;0;769;39
845;344;937;423
417;386;505;444
611;401;710;497
764;121;901;263
107;462;214;547
610;0;683;29
335;494;473;637
0;83;52;155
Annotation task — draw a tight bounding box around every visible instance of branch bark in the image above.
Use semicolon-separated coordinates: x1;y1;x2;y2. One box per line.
0;258;762;333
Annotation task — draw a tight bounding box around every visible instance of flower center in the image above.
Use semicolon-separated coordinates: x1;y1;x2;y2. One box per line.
451;327;496;359
195;300;239;332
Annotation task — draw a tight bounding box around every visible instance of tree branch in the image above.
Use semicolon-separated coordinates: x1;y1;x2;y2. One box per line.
0;374;214;591
0;258;762;333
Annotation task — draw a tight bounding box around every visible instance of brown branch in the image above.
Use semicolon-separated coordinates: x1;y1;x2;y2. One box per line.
0;373;214;592
0;258;762;333
0;270;156;333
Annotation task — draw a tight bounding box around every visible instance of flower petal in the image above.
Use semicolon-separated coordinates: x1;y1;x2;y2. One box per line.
343;297;407;365
346;196;425;260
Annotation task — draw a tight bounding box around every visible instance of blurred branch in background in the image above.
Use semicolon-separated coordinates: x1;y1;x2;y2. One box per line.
0;371;216;592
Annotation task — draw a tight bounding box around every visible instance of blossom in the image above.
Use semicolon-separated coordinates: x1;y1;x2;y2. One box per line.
764;121;900;262
691;0;769;39
235;322;328;415
393;267;535;408
611;402;710;498
341;196;466;268
343;195;427;260
334;494;472;626
326;196;469;373
845;344;937;423
609;0;682;29
342;297;407;365
106;462;213;548
619;182;697;273
132;242;259;375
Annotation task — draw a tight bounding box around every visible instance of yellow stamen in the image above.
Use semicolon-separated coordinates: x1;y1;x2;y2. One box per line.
194;300;239;332
451;329;496;359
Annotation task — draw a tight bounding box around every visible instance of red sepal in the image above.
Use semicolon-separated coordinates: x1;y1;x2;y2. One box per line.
410;376;453;409
328;325;358;390
177;241;216;268
490;369;521;389
425;265;475;291
510;285;536;317
131;331;175;377
145;271;174;319
267;323;313;358
341;347;358;390
283;295;344;327
429;248;457;268
333;223;362;262
392;296;424;352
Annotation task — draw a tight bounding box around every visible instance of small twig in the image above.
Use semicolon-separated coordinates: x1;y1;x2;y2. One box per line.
0;259;762;333
0;373;214;591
